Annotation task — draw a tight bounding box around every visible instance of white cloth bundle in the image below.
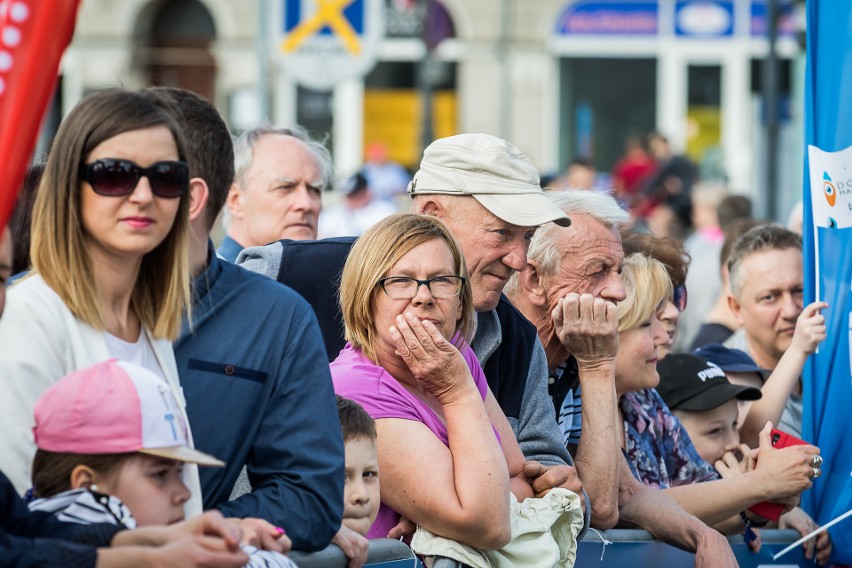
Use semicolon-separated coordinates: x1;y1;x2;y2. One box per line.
411;488;584;568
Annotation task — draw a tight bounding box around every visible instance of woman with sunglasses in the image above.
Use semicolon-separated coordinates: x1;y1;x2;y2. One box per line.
0;88;200;512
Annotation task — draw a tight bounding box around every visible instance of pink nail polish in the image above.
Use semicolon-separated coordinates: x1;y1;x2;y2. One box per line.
275;526;286;534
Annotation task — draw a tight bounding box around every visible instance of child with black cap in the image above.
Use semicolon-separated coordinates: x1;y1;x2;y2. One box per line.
693;344;770;439
657;353;762;468
658;353;832;564
694;338;822;450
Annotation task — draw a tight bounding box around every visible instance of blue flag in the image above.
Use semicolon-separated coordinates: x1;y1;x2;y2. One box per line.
801;1;852;563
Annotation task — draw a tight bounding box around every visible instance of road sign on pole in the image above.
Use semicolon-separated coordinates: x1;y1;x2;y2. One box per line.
277;0;385;90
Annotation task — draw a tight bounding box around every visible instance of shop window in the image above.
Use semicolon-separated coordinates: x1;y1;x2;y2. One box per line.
559;58;657;174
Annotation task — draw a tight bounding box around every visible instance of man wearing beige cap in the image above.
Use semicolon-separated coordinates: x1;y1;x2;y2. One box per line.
406;135;589;502
408;134;572;308
238;133;588;533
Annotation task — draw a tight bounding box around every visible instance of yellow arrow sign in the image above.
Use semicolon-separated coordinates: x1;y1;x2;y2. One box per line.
282;0;362;55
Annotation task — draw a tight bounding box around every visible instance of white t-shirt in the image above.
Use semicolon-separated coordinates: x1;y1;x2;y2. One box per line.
104;330;165;381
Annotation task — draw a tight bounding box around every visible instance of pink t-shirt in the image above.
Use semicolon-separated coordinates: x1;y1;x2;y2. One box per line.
331;342;496;539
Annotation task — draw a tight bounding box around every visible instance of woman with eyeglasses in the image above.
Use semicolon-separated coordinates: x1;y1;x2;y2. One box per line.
331;213;537;550
0;88;200;512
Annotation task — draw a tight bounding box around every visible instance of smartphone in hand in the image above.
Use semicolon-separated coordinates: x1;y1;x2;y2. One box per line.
748;429;809;521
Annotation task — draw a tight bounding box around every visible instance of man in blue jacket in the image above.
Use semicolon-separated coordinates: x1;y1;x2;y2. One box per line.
154;88;344;552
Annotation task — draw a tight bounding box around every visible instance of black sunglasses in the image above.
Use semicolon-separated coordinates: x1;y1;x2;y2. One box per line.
79;159;189;199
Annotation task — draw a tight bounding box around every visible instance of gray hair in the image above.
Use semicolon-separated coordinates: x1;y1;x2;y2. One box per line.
504;189;628;296
232;125;333;191
727;224;802;298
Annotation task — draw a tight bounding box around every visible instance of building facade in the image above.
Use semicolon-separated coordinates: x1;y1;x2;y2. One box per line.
62;0;802;219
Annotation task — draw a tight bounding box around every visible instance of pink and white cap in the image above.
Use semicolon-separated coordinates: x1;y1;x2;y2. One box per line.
33;359;224;467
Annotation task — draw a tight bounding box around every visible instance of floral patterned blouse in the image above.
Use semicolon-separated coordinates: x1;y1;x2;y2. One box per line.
620;388;719;488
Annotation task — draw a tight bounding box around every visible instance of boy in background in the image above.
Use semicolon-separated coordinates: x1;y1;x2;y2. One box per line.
333;396;380;568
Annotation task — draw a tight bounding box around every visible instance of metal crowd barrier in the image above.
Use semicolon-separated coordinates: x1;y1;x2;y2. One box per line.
289;538;417;567
290;529;810;567
577;529;808;567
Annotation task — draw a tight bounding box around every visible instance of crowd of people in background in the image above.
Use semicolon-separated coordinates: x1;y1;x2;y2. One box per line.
0;85;832;568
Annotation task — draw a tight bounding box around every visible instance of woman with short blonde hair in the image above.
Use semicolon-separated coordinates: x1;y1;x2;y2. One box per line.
332;212;535;550
615;250;823;542
339;212;476;362
614;252;710;489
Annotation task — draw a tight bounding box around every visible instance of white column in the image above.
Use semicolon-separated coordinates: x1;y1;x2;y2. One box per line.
333;78;364;179
540;55;561;172
722;50;751;192
59;50;84;118
657;46;687;150
273;65;298;127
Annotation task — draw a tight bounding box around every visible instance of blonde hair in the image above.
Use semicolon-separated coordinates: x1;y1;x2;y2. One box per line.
340;213;476;363
30;88;191;340
617;253;672;332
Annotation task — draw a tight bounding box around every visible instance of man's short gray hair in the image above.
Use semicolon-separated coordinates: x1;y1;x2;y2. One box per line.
504;189;628;296
727;224;802;298
233;125;333;190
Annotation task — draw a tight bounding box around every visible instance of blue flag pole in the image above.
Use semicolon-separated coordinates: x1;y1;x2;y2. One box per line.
801;1;852;563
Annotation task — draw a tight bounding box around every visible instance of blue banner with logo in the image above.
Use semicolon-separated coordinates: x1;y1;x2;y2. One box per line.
801;1;852;563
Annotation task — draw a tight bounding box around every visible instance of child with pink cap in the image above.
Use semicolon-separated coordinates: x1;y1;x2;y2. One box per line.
28;359;298;568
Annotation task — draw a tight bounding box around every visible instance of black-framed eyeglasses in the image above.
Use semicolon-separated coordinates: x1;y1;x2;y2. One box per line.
378;275;466;300
673;284;688;312
79;158;189;199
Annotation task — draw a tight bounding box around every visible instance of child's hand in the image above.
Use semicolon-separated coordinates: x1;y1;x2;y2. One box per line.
714;444;755;478
745;526;763;553
387;516;416;541
779;507;832;565
230;518;290;553
146;536;249;567
113;511;243;551
332;525;369;568
791;301;828;355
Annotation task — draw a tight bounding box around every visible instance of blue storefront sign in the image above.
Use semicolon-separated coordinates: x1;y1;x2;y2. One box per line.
554;1;658;36
554;0;798;39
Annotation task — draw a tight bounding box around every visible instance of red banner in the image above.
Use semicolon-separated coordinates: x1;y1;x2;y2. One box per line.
0;0;81;232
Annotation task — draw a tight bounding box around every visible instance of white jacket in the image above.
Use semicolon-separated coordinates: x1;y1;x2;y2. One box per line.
0;274;203;518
